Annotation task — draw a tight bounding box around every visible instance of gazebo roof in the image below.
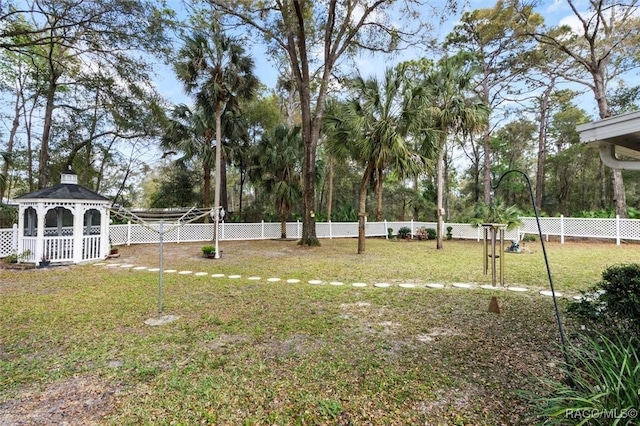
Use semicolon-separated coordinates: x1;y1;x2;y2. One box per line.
15;183;109;201
15;168;109;202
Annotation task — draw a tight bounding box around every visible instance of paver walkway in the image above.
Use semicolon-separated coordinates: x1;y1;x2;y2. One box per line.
92;262;576;299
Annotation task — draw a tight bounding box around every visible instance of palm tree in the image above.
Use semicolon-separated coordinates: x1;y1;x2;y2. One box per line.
325;66;425;254
161;104;215;209
421;55;490;249
252;125;303;238
173;19;259;218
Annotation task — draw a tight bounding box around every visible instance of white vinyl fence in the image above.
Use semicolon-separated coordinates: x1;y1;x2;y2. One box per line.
1;215;638;258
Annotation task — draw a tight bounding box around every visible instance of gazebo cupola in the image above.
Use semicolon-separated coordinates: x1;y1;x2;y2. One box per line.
15;167;110;264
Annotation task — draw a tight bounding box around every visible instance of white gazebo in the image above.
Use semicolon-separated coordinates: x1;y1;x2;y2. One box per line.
15;168;110;264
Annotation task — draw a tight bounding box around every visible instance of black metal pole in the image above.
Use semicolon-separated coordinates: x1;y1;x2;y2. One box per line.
492;170;573;376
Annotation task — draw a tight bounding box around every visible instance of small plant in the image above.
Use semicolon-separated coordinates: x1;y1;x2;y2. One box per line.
3;250;31;264
202;245;216;257
522;234;537;242
398;226;411;239
530;334;640;425
426;228;436;240
568;263;640;338
446;226;453;240
470;199;522;230
387;227;393;239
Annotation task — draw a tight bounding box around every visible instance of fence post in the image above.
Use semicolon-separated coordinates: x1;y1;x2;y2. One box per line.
329;220;332;239
127;221;132;246
477;226;481;242
384;220;388;239
177;223;181;243
411;219;414;239
261;220;265;240
560;215;565;245
221;221;225;241
12;223;18;252
297;220;301;238
616;215;621;246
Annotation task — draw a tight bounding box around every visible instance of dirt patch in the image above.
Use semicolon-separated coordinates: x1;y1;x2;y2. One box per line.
0;376;120;425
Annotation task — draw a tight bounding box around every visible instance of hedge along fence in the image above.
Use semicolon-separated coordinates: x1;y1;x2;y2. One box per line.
1;215;638;258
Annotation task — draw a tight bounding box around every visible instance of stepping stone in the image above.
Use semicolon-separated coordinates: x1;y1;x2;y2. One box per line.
105;263;121;268
329;281;344;286
248;276;261;280
426;283;444;289
480;285;499;290
132;266;147;271
352;282;367;287
93;262;106;266
178;271;192;275
286;279;300;283
267;277;280;282
398;283;416;288
120;264;135;268
144;315;180;326
540;290;563;297
211;273;225;278
452;283;472;289
308;279;323;285
147;268;160;272
374;283;391;288
228;274;241;279
164;269;177;273
195;272;208;276
572;295;583;301
507;286;528;292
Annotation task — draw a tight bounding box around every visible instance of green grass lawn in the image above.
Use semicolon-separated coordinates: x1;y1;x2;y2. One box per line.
0;238;637;424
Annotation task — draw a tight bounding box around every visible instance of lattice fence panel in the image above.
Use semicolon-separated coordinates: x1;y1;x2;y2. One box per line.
328;222;358;238
365;221;388;237
178;224;214;242
221;223;264;240
564;218;616;239
619;219;640;241
262;222;282;239
445;223;480;240
0;228;17;257
109;225;128;245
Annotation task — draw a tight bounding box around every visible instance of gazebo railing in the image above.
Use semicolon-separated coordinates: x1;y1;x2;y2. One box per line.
43;236;74;262
82;235;101;261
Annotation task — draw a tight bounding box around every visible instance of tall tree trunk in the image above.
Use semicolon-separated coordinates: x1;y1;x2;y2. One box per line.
326;154;334;221
357;162;375;254
221;147;229;214
536;83;552;210
594;70;627;217
376;167;383;221
1;91;22;200
39;73;57;188
482;130;491;204
412;175;419;221
436;133;446;250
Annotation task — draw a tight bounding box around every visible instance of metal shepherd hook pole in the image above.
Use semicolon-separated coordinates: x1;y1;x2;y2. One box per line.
491;170;573;376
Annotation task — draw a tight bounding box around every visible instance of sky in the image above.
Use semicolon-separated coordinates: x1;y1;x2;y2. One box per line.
154;0;623;117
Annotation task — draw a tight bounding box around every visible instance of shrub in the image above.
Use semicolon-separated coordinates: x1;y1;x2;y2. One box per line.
446;226;453;240
522;233;537;242
201;245;216;256
397;226;411;239
426;228;436;240
530;334;640;425
387;227;394;239
567;263;640;338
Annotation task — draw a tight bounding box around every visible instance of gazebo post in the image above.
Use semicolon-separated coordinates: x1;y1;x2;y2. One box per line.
35;202;45;263
100;206;110;258
73;202;84;263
